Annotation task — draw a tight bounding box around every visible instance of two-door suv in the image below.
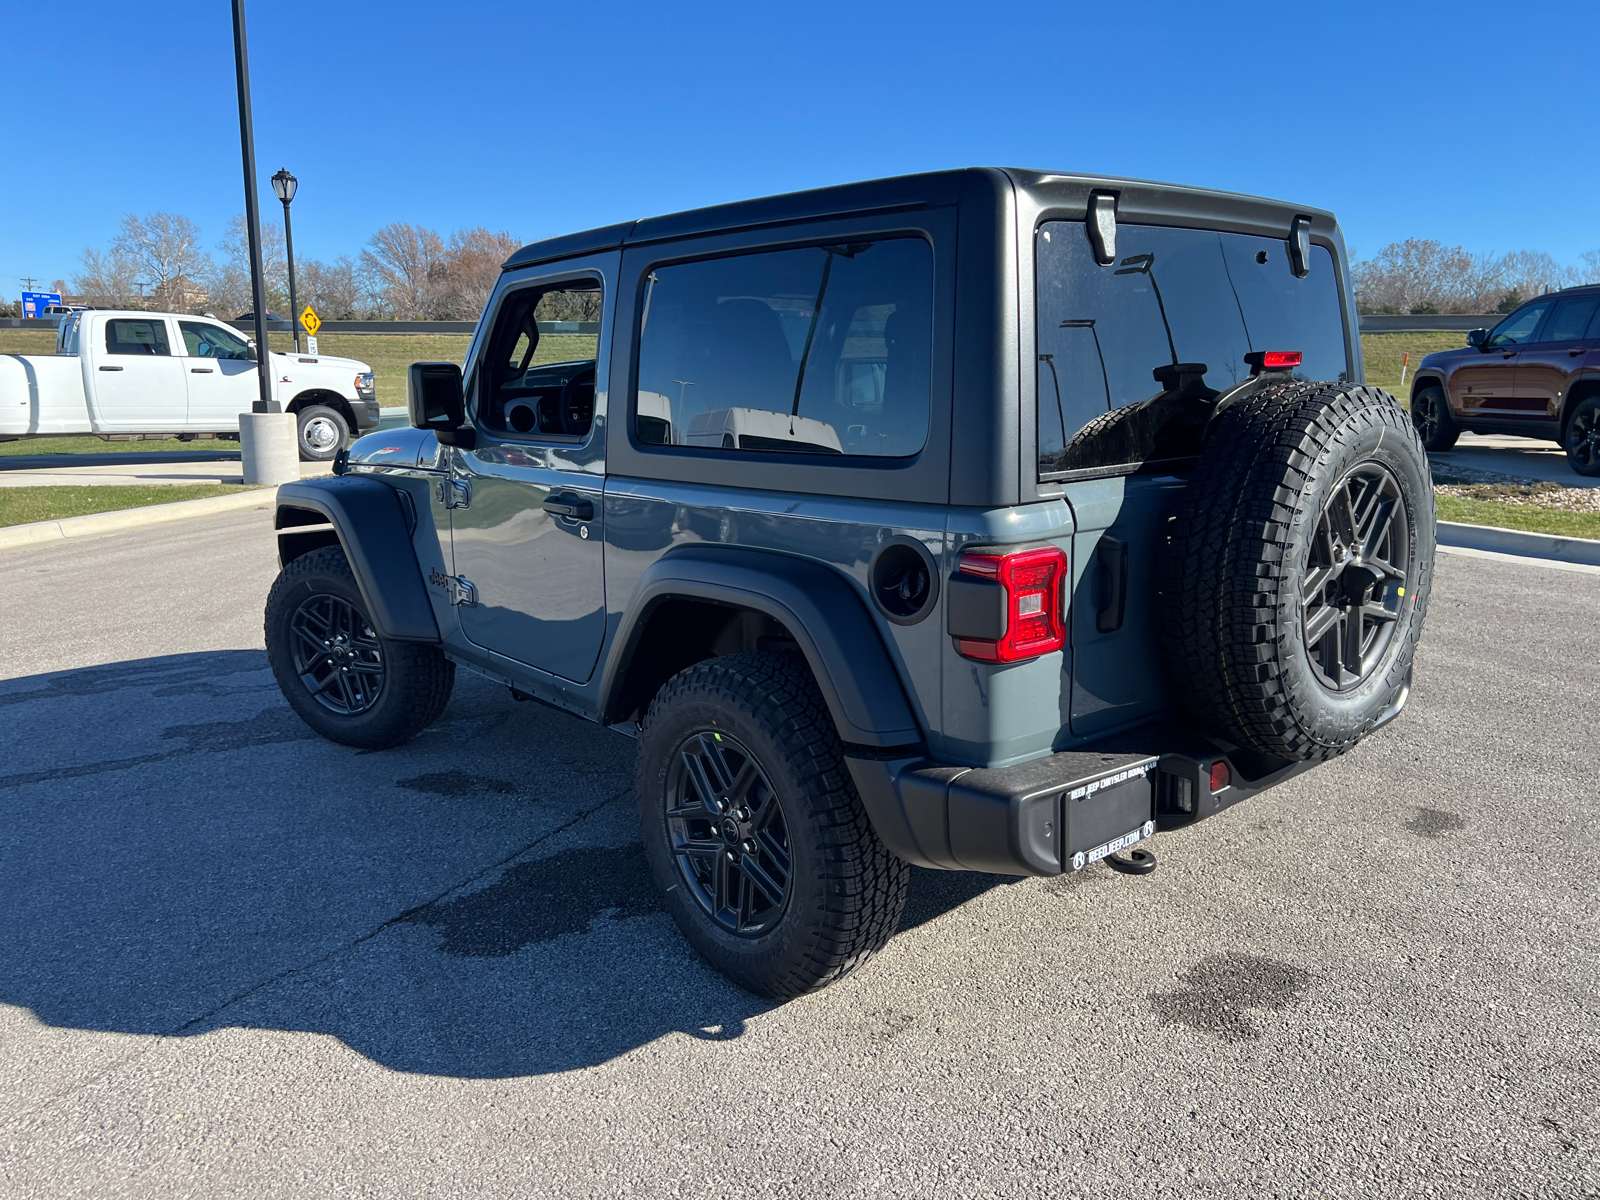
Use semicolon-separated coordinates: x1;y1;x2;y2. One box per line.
264;169;1435;998
1409;283;1600;475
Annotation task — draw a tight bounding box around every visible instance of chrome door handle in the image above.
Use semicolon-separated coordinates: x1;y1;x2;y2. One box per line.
98;365;123;371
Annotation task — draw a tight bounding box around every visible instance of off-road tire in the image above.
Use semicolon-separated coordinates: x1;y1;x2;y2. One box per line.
1411;385;1459;452
637;652;909;999
295;404;350;462
1163;382;1435;762
265;545;454;749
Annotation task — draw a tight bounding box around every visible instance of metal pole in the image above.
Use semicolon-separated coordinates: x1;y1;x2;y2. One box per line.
231;0;274;409
282;199;299;353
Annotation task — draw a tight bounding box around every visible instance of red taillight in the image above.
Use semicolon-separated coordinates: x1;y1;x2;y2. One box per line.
1209;760;1231;793
1262;350;1302;369
954;545;1068;663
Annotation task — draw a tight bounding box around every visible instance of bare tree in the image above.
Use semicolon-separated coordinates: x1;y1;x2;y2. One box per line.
297;256;362;320
1497;250;1577;304
206;214;288;316
1352;239;1504;314
442;227;520;319
1581;250;1600;285
361;223;447;318
70;248;144;308
111;212;212;312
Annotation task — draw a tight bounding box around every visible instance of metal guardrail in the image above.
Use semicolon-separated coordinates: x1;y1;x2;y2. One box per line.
0;316;600;335
3;314;1474;336
1357;315;1491;335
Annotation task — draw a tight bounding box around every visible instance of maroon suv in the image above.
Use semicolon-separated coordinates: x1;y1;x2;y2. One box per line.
1410;285;1600;475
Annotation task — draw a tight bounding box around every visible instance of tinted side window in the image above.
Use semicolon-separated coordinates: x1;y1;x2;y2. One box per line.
635;238;932;458
1488;300;1553;346
1541;295;1599;343
179;321;252;360
105;319;172;356
1035;223;1347;476
477;283;602;438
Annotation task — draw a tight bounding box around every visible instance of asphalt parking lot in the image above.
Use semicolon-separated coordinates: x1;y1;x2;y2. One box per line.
0;508;1596;1199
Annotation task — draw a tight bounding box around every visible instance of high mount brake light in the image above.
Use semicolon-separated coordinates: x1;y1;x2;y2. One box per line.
955;546;1068;663
1245;350;1302;374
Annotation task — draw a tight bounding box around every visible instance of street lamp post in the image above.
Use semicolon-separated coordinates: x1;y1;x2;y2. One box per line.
230;0;273;410
271;168;300;352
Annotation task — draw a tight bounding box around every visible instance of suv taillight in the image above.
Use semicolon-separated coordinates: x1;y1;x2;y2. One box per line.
954;545;1068;663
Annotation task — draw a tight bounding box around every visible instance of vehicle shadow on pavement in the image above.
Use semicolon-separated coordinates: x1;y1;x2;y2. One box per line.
0;650;1007;1080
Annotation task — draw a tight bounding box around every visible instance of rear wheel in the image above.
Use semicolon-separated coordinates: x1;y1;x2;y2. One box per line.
1563;397;1600;477
265;546;454;748
295;404;349;462
1411;385;1459;451
636;652;908;999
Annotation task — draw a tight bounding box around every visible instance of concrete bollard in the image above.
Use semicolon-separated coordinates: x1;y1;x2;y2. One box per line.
238;412;300;485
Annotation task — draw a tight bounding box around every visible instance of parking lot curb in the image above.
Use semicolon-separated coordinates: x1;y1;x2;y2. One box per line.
1436;519;1600;567
0;487;277;552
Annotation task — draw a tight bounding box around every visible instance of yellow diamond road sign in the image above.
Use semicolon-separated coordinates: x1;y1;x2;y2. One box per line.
299;305;321;336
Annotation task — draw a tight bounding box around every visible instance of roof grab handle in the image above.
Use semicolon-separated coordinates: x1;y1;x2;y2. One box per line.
1087;192;1118;266
1288;215;1312;278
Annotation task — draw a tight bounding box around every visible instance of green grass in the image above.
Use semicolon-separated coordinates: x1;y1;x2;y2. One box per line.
0;437;236;456
1436;495;1600;541
0;484;267;528
1359;332;1474;395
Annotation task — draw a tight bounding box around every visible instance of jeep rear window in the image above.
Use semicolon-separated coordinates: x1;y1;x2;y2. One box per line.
635;238;932;458
1035;222;1348;478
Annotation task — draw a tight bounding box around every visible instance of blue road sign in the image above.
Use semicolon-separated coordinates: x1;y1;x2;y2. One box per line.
21;291;62;318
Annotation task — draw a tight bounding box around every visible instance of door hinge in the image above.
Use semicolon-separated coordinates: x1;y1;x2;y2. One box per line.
428;569;478;606
435;479;471;510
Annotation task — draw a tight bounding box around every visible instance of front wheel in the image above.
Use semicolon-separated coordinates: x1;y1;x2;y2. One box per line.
636;652;909;999
265;545;454;748
295;404;350;462
1564;397;1600;477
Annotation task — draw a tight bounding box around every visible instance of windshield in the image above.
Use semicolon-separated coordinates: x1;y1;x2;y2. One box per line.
1035;221;1349;477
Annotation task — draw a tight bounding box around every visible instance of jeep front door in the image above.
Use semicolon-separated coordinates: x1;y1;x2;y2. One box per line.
1458;298;1552;420
448;265;612;682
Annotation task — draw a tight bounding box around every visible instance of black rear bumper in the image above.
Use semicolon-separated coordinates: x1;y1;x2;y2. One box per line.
845;721;1313;876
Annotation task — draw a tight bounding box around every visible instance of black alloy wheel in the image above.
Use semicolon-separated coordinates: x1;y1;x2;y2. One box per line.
288;592;385;715
1565;399;1600;476
664;730;791;936
1300;462;1412;691
1412;390;1442;444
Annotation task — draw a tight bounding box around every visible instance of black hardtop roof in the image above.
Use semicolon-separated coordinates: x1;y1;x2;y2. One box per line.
501;167;1340;273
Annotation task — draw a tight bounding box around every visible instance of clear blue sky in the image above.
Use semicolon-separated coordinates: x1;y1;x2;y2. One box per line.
3;0;1596;299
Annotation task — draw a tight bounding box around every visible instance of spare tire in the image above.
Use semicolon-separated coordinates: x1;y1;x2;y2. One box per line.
1162;382;1435;762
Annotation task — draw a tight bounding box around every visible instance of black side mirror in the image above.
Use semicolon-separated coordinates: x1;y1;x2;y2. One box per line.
1467;328;1490;350
408;361;467;436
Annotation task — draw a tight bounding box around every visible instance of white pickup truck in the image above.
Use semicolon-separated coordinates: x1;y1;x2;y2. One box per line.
0;310;380;461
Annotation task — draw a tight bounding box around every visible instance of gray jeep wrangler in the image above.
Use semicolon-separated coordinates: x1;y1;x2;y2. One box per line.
264;169;1435;998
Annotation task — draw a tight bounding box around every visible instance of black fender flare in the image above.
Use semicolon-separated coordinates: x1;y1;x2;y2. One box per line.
600;545;922;749
275;477;440;643
1559;371;1600;433
1409;371;1446;403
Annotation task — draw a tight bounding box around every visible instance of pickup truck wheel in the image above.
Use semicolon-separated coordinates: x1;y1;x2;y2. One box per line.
1163;382;1435;762
1563;397;1600;476
264;545;454;749
636;652;909;999
1411;385;1460;452
295;405;349;462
